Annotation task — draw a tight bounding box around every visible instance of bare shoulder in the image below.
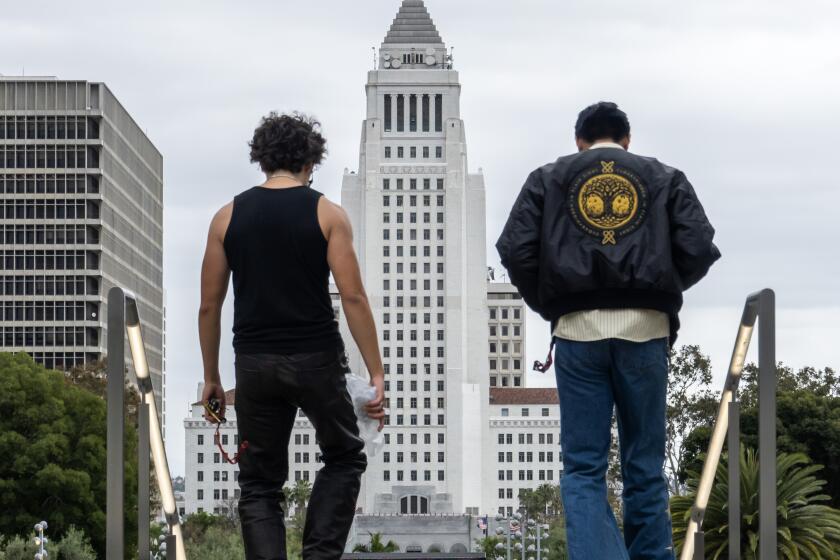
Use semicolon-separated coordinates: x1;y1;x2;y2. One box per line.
209;201;234;241
317;196;351;240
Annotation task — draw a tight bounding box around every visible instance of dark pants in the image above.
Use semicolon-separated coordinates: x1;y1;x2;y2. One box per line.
235;350;367;560
554;337;674;560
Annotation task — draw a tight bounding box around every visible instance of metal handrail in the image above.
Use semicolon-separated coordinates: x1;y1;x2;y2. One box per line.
106;287;184;559
681;289;776;560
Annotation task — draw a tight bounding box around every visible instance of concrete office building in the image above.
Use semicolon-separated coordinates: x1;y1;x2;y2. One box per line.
488;388;563;517
340;0;490;517
0;78;166;417
487;283;526;388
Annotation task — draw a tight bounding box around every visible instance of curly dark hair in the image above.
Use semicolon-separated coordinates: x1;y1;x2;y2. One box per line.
248;111;327;174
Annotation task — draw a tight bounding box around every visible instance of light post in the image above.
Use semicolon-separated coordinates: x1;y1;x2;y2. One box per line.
494;512;522;560
33;521;48;560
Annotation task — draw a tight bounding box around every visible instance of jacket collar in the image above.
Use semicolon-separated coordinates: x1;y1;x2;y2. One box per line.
589;141;626;150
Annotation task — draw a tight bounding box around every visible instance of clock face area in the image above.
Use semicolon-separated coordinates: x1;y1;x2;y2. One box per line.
381;47;440;69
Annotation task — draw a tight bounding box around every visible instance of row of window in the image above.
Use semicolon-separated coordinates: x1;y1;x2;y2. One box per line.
195;488;239;501
382;470;446;482
382;346;446;359
383;246;444;259
382;311;445;326
383;279;444;293
489;342;522;355
383;178;444;191
385;413;445;426
24;351;96;371
383;431;445;446
0;274;98;296
382;229;444;242
383;451;445;463
195;470;238;483
196;433;240;446
383;194;444;207
0;116;100;140
1;198;100;220
384;145;443;159
489;325;522;338
0;325;98;348
383;93;443;133
386;397;445;410
497;451;556;463
383;262;445;275
384;378;445;392
383;328;444;342
1;250;99;271
382;211;444;225
0;145;100;169
490;359;523;372
489;307;522;321
497;432;556;445
0;224;100;245
497;469;561;482
1;174;99;195
1;300;97;322
491;375;523;387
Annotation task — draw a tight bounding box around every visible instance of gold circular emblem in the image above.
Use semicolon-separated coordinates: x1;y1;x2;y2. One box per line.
577;173;639;230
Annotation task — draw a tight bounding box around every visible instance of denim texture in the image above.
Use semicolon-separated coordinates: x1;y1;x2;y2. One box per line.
554;337;674;560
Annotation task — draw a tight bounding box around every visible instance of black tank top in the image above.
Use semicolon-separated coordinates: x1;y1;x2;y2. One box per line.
223;186;343;355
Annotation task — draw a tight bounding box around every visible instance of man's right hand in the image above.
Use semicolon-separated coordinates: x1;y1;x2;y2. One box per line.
201;381;226;423
364;375;386;431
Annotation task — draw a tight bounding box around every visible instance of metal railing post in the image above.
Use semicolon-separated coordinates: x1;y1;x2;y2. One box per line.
758;289;776;557
106;287;125;560
728;401;740;560
681;290;776;560
694;530;705;560
139;397;151;560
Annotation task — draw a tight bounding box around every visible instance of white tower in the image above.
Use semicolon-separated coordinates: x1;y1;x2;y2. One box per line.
341;0;490;515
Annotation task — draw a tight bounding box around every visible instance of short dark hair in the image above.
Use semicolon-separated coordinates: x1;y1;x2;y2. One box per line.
574;102;630;143
249;111;327;174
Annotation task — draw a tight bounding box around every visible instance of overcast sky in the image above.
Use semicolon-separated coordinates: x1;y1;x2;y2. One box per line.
4;0;839;476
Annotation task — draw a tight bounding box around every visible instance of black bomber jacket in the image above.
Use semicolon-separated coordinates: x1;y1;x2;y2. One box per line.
495;147;721;345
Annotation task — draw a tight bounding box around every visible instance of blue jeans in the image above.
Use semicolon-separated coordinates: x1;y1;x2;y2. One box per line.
554;337;674;560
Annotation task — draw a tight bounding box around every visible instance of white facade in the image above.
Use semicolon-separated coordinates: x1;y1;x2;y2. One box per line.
487;388;564;517
488;283;527;388
340;0;489;516
182;2;564;534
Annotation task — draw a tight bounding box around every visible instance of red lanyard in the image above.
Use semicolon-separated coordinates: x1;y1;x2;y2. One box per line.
204;402;250;464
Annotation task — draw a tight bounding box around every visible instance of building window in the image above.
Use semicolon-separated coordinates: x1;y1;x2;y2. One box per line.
384;95;392;132
422;94;430;131
409;94;417;132
197;453;203;464
397;95;405;132
422;146;429;158
197;434;204;445
435;146;443;158
435;94;443;131
501;408;509;417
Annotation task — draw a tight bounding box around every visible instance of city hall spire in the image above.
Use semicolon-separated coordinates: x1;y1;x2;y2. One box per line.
380;0;450;69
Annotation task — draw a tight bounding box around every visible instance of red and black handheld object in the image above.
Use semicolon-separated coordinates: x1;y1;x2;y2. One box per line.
203;398;249;464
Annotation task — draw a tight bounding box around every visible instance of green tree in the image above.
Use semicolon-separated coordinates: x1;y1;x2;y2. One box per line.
666;345;719;494
475;535;503;558
0;352;139;558
671;446;840;558
682;363;840;507
185;524;245;560
352;532;400;552
284;480;312;517
0;534;36;560
54;526;97;560
518;483;562;520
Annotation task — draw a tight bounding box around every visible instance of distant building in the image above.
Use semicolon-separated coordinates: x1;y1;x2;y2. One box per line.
488;388;563;517
487;283;526;388
0;77;166;419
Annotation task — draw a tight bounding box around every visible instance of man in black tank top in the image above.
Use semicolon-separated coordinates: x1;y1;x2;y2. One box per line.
198;112;385;560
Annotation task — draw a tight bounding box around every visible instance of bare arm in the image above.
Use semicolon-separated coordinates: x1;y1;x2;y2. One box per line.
320;197;385;425
198;203;232;420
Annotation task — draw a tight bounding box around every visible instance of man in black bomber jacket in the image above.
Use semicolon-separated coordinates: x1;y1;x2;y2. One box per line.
496;102;720;560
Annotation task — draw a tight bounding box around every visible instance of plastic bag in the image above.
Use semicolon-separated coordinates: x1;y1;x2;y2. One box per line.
345;374;385;457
